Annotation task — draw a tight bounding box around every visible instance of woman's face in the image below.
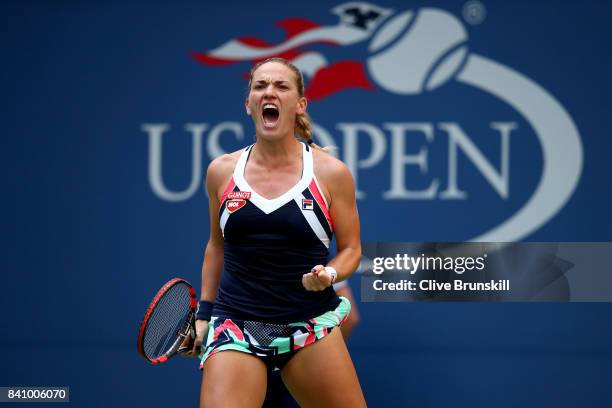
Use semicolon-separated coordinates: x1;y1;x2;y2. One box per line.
246;62;307;142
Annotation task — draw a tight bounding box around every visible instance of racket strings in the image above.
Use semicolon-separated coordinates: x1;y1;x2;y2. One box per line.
143;283;192;359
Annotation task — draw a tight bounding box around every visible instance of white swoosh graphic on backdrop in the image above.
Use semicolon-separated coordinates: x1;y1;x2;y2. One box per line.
457;54;583;241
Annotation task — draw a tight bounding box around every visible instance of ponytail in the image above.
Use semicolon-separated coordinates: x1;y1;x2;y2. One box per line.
295;112;313;144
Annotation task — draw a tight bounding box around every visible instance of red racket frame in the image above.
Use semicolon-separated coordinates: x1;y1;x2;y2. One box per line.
137;278;197;364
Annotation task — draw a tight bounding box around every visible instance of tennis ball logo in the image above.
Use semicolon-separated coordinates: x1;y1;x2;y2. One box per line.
367;8;469;94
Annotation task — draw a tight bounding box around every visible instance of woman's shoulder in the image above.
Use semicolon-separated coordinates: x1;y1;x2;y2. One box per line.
312;148;354;185
206;148;244;189
312;148;356;206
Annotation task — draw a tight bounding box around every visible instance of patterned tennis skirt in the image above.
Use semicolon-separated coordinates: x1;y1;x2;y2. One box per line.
199;296;350;370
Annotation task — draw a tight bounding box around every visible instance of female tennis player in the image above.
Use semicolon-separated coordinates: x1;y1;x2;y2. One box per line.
183;57;366;407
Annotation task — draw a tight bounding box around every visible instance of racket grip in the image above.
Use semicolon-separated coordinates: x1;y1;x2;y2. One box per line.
177;316;196;353
190;320;196;339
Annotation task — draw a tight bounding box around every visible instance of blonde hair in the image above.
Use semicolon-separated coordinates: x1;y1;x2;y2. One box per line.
248;57;320;148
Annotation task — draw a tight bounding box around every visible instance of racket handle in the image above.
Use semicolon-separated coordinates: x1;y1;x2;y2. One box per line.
177;316;197;354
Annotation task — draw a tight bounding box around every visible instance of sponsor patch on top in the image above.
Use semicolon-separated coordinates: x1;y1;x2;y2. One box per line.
226;199;247;213
227;191;251;200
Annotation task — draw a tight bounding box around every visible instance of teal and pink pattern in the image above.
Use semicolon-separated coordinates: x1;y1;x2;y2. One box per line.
199;296;350;368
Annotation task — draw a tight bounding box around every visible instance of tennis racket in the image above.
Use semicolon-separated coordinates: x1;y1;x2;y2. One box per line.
137;278;197;364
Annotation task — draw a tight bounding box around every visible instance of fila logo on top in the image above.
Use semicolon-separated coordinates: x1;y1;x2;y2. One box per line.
302;199;314;211
144;2;583;242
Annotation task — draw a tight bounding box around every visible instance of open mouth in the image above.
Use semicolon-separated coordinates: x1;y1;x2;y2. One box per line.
262;103;280;128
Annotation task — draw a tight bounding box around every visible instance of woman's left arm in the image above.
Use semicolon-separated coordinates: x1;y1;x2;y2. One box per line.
303;159;361;290
325;162;361;282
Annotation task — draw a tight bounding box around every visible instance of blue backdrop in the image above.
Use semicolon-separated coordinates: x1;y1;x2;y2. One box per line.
3;0;612;406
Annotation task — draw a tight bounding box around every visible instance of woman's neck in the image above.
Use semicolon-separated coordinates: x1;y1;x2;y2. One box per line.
252;136;302;167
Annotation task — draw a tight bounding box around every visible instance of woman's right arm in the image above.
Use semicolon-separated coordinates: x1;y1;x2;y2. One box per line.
184;154;235;357
200;156;230;303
